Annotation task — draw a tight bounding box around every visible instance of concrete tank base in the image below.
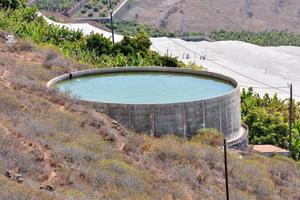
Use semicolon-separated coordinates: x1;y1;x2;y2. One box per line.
48;67;248;146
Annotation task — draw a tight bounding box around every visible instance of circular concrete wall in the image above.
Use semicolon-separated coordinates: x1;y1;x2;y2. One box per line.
48;67;242;142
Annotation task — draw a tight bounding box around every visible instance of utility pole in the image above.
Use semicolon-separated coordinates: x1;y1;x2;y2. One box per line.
289;83;293;157
224;139;229;200
109;0;115;44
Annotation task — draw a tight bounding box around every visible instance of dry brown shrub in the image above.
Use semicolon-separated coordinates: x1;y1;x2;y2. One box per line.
191;128;224;147
230;160;275;200
7;39;34;53
15;39;34;52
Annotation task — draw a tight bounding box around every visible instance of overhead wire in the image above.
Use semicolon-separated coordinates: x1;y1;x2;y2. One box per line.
240;85;289;89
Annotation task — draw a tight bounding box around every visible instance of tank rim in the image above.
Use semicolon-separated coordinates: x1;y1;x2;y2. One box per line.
47;66;240;105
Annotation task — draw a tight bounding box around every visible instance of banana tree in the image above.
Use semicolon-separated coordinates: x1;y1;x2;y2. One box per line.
291;133;300;161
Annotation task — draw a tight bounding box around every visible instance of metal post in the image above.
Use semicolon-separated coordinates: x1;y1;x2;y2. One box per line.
289;83;293;157
224;139;229;200
109;0;115;44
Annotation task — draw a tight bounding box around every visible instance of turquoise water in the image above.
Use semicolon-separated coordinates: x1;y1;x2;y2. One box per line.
55;72;234;104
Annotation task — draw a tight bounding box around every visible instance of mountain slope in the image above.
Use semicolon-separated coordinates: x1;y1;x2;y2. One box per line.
117;0;300;33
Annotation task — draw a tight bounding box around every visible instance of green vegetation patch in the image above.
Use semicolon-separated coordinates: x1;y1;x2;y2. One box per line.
75;0;121;18
209;30;300;46
34;0;75;11
241;88;300;160
106;20;174;37
0;7;185;68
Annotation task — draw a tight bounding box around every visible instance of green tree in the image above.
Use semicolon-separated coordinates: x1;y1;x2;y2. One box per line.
291;121;300;161
132;31;152;53
113;31;151;56
113;35;136;56
244;107;288;147
291;132;300;161
86;33;112;55
241;88;300;160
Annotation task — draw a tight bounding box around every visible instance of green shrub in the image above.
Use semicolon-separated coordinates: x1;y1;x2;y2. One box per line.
84;4;92;9
99;12;106;17
101;0;108;4
93;7;99;12
86;33;112;55
191;129;224;147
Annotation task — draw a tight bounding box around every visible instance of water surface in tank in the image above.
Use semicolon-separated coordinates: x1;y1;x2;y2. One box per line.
55;72;234;104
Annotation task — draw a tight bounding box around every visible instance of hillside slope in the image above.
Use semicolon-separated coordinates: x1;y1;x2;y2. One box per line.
117;0;300;33
0;39;300;199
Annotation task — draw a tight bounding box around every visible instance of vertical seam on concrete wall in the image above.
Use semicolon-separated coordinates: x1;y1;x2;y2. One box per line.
128;105;131;130
219;100;222;134
182;103;186;138
203;101;206;128
232;105;234;136
150;111;155;137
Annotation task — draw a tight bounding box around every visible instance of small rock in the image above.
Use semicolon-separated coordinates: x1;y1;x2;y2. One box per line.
112;120;119;126
4;170;13;178
16;177;24;184
40;184;55;192
15;174;23;179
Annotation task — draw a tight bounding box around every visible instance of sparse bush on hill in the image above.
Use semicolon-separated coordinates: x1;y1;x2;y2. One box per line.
191;129;223;147
230;160;275;199
106;20;174;37
210;30;300;46
13;39;35;52
34;0;74;11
